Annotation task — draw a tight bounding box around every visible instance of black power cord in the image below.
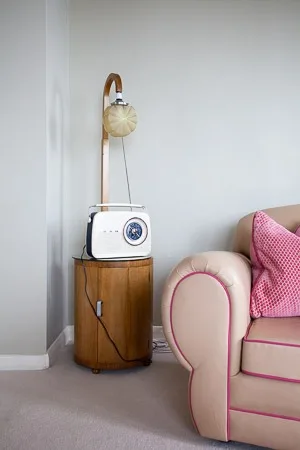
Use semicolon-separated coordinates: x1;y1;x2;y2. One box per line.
121;137;132;207
80;245;150;365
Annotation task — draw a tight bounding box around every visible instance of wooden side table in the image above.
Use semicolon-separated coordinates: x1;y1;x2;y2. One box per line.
73;256;153;373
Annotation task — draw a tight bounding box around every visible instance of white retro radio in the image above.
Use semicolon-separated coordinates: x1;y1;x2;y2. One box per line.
86;203;151;259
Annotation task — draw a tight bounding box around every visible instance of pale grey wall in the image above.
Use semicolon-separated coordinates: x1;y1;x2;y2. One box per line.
70;0;300;324
0;0;47;354
46;0;70;349
2;0;299;353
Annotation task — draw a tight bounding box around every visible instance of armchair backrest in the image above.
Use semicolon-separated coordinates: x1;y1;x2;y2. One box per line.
233;204;300;258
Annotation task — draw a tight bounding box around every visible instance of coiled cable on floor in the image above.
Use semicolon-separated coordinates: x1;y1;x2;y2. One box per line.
152;339;171;354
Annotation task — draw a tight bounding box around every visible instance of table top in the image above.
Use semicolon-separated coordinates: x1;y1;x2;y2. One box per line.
73;255;151;262
73;255;153;268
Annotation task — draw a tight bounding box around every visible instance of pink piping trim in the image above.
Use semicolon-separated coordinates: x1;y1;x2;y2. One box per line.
244;318;300;348
244;338;300;348
242;369;300;384
251;212;262;270
250;212;265;318
230;406;300;423
170;272;231;441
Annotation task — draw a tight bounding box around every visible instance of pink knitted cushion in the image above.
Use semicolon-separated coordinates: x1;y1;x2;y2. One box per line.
250;211;300;318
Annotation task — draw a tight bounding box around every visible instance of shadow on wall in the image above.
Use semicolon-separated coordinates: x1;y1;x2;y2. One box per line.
47;82;67;348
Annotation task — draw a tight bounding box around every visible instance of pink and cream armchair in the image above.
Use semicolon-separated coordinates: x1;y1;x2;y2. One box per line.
162;205;300;450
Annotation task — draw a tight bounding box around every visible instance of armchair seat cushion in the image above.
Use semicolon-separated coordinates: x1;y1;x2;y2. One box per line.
242;317;300;382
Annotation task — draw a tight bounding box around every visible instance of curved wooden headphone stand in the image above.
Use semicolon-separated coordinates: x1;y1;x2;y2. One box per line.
101;73;123;211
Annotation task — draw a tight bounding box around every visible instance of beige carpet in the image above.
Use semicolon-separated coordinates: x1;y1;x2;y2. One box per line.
0;346;265;450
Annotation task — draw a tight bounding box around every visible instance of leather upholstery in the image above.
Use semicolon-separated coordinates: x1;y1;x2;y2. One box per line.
231;372;300;420
161;204;300;450
242;317;300;381
230;409;300;450
161;251;251;441
233;204;300;258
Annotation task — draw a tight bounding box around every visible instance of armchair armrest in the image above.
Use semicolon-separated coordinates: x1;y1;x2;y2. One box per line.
161;251;251;441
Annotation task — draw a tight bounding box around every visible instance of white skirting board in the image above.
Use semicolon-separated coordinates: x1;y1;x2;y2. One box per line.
0;325;168;371
0;354;50;371
0;327;71;371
